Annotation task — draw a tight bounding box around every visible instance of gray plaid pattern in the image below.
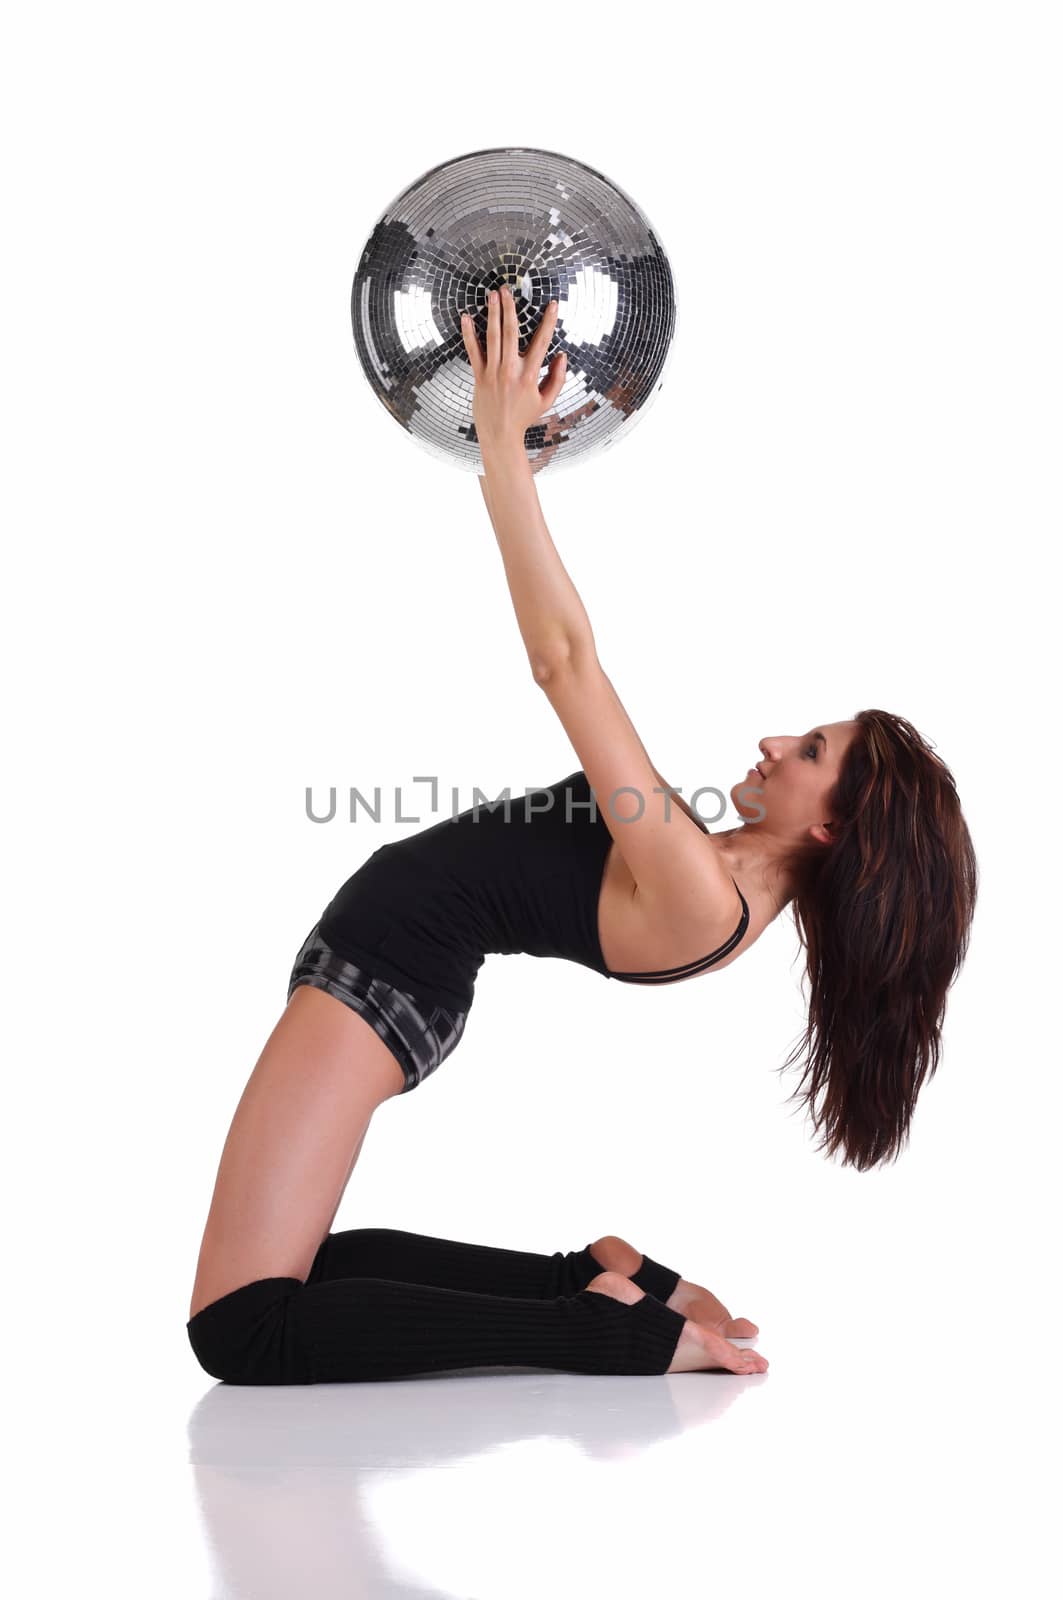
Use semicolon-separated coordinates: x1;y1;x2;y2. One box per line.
287;922;469;1093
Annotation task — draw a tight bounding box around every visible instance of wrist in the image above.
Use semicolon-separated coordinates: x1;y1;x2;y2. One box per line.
479;434;531;473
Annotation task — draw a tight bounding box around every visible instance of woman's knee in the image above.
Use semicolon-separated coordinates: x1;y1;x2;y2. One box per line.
186;1277;311;1384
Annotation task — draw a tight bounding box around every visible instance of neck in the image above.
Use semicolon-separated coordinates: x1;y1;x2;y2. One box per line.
709;823;803;914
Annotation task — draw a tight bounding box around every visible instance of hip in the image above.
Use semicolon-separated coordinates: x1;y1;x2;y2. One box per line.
287;920;472;1094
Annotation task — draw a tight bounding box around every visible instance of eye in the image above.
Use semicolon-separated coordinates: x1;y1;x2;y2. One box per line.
805;741;818;759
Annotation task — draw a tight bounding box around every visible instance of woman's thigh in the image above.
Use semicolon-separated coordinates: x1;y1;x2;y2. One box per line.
188;985;406;1320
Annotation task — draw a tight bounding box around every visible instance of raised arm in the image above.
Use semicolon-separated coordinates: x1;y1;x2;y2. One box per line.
463;288;733;924
476;441;594;678
479;468;708;837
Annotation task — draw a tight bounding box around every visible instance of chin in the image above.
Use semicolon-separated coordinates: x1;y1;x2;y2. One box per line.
731;779;766;821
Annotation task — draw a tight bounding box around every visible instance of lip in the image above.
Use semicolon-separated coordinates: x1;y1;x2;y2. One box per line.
748;766;765;781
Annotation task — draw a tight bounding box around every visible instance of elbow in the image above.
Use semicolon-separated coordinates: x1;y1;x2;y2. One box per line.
530;637;592;686
530;646;569;686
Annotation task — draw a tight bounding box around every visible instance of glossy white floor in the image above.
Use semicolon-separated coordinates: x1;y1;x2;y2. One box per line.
27;1258;1040;1599
171;1314;1045;1598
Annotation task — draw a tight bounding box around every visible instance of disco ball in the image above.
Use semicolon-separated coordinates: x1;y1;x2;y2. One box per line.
351;146;678;475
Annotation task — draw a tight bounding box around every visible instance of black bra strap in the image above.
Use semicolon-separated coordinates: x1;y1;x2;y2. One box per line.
608;879;750;983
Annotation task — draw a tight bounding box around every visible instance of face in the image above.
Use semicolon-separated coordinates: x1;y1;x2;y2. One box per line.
730;719;861;843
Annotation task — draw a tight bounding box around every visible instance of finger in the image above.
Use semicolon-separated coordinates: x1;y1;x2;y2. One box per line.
500;283;519;362
526;296;561;369
460;312;484;380
538;349;568;409
486;287;500;369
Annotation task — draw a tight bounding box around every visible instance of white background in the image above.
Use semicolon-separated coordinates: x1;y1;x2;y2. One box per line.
3;2;1059;1595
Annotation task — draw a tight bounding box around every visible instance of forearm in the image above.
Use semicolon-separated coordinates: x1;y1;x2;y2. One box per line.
478;467;702;828
478;440;595;676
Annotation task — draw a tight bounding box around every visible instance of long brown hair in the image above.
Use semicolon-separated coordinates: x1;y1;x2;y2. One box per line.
779;709;978;1170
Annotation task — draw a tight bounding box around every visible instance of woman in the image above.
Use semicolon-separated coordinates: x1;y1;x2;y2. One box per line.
187;285;978;1385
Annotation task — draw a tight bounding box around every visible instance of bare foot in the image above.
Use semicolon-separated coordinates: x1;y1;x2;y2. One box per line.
589;1235;759;1339
665;1317;769;1376
667;1279;759;1340
584;1269;645;1306
585;1271;768;1376
589;1235;643;1277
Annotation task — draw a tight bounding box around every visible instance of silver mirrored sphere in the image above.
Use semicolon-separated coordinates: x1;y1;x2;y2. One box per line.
352;146;678;475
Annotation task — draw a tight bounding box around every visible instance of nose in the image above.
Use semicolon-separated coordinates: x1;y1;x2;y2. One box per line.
757;735;794;773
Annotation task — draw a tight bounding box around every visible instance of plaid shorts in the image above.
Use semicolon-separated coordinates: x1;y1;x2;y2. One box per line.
287;921;469;1093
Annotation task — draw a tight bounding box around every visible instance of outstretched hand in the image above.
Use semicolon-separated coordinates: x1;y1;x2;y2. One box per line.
461;285;568;450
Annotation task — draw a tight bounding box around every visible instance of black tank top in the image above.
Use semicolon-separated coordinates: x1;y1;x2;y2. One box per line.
317;769;749;1013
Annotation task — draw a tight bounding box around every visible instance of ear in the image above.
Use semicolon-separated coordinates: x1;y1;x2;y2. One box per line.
808;820;834;847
